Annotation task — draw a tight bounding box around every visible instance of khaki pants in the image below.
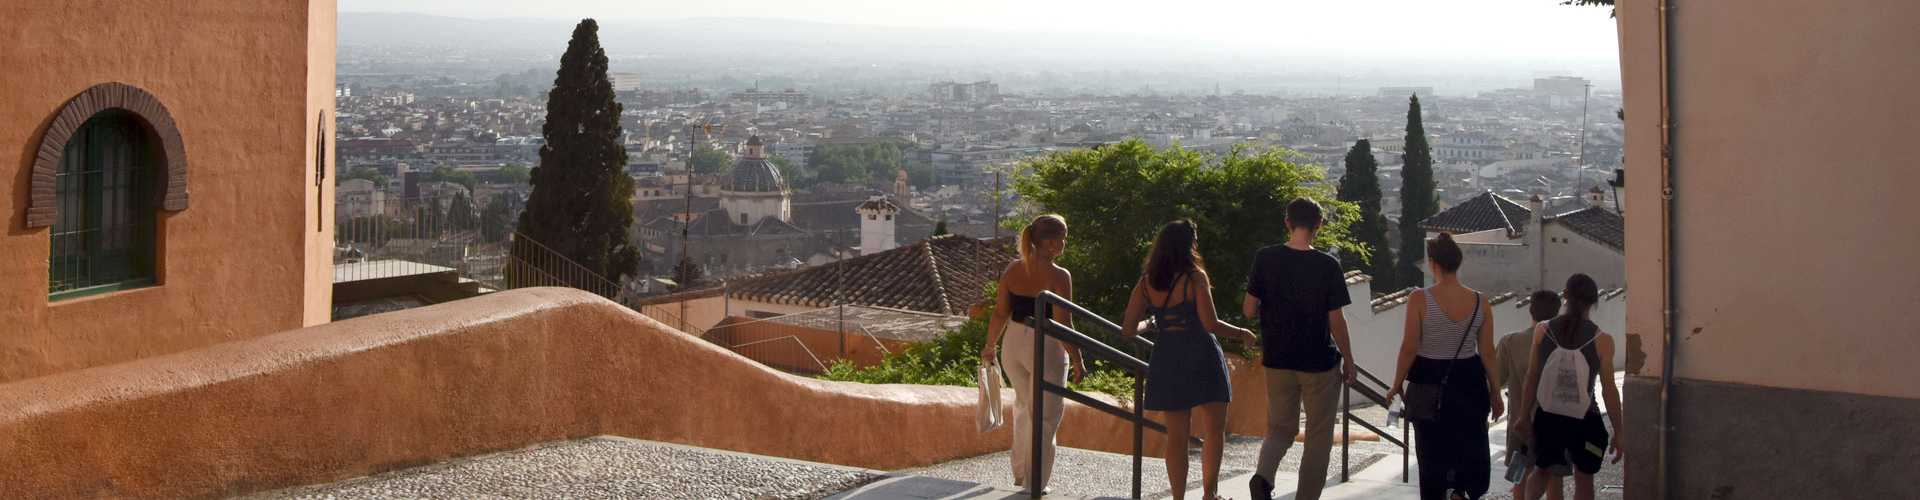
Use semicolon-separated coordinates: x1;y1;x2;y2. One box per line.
1256;367;1342;500
999;322;1066;491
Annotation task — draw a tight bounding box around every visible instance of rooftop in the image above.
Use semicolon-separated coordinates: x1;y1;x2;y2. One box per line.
1548;205;1626;251
1419;190;1533;236
726;235;1016;316
757;305;969;344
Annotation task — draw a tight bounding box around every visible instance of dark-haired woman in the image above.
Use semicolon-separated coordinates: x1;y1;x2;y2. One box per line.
981;214;1084;495
1514;274;1625;500
1384;232;1504;500
1120;220;1257;500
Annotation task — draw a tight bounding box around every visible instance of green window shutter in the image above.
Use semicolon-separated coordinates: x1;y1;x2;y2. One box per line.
49;111;158;300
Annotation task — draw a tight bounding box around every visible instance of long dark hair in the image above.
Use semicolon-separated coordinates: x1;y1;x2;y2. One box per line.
1552;273;1601;336
1143;219;1204;291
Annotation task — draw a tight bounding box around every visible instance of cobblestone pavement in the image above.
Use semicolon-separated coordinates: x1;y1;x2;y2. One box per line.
902;435;1397;499
242;437;884;500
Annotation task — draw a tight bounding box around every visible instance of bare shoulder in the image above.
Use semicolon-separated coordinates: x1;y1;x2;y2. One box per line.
1000;261;1024;282
1049;264;1073;283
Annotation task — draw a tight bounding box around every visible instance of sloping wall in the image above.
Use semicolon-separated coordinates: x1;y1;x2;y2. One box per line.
0;288;1145;498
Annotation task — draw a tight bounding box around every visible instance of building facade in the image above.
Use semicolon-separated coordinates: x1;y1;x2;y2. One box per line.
0;1;337;383
1616;0;1920;497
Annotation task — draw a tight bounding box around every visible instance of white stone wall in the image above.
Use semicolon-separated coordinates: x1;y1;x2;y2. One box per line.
1542;223;1626;290
1338;281;1626;384
721;191;791;225
859;209;897;255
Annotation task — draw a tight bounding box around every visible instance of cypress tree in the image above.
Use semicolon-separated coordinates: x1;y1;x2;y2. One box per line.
1396;95;1438;288
447;191;476;231
1337;139;1394;290
514;19;641;290
932;219;950;237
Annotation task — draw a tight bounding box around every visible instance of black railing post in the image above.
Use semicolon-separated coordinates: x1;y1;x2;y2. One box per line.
1132;376;1144;499
1342;382;1350;483
1029;296;1048;499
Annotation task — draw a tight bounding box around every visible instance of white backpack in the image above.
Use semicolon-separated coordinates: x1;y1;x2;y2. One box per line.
1536;321;1599;418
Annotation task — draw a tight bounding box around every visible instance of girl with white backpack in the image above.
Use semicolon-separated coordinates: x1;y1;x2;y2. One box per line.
1514;274;1626;500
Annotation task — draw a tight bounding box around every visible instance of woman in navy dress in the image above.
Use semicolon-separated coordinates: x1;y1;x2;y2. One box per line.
1121;219;1257;500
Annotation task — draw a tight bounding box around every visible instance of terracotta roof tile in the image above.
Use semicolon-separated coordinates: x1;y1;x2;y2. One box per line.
726;235;1017;315
1547;206;1625;251
1420;190;1533;235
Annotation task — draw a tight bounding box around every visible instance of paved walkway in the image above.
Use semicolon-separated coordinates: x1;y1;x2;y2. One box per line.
242;436;884;500
1188;417;1623;500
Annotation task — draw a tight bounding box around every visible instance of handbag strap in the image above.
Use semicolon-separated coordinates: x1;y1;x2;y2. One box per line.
1435;292;1482;387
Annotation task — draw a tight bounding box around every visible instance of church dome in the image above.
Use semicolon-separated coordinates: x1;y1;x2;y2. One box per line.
728;135;784;192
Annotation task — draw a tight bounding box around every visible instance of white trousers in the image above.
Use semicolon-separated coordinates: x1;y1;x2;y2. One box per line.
999;322;1067;490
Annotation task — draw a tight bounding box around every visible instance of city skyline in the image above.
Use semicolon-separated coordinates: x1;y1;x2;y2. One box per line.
338;0;1621;69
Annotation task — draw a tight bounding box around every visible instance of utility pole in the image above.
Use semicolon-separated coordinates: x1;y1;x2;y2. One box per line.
680;121;722;332
1576;82;1592;193
993;169;1002;240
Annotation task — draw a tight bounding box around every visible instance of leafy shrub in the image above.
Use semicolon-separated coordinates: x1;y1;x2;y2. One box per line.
819;283;1138;403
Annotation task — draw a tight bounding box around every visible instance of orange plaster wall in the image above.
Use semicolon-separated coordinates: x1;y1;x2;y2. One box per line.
0;288;1158;498
303;0;338;326
0;1;333;382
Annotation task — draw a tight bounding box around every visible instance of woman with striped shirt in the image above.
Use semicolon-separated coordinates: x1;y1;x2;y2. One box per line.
1383;232;1505;500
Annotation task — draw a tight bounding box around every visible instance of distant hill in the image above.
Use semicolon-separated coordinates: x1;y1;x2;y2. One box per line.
339;12;1224;63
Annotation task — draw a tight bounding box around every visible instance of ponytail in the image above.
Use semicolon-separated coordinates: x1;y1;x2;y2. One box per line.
1557;273;1601;334
1017;214;1068;270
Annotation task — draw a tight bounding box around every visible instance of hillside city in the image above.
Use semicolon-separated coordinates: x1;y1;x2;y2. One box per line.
333;40;1623;292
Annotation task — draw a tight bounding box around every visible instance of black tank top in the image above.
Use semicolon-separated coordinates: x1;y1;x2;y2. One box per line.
1535;317;1604;411
1008;292;1037;323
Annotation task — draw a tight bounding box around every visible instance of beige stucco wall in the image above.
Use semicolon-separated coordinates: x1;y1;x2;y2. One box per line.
0;0;334;383
1619;0;1920;398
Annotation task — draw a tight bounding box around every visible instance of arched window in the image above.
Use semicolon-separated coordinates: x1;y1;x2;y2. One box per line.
48;110;161;298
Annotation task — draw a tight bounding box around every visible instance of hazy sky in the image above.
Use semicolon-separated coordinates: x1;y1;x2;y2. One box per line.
340;0;1620;65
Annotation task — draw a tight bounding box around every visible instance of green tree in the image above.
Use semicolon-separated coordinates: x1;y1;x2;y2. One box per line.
342;166;388;188
1013;140;1360;350
673;256;704;288
496;164;531;185
429;166;479;191
808;142;905;185
447;191;476;231
514;19;642;290
770;156;806;188
1337;139;1395;290
480;193;513;243
1397;95;1438;289
932;219;950;237
690;146;730;174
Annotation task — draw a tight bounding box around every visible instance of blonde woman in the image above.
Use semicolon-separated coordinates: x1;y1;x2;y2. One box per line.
981;214;1085;495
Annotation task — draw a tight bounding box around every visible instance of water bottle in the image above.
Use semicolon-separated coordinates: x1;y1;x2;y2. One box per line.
1386;401;1403;429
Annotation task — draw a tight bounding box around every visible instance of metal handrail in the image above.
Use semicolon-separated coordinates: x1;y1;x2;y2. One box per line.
1341;363;1410;484
1027;290;1196;500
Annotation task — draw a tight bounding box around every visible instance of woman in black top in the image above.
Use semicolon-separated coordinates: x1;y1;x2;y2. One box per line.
980;214;1084;495
1120;220;1256;500
1514;274;1625;500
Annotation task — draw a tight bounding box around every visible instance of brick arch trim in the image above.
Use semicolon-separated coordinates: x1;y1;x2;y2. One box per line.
26;82;189;228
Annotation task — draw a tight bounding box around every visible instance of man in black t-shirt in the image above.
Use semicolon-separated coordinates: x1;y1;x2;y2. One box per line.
1241;198;1355;500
